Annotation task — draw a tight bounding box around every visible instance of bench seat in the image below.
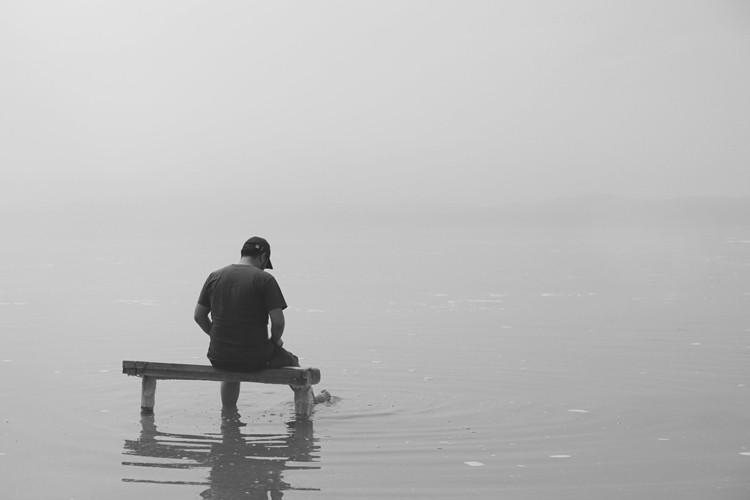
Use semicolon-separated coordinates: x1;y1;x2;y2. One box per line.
122;360;321;419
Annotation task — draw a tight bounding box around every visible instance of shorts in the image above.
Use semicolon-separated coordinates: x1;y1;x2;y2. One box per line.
210;343;300;372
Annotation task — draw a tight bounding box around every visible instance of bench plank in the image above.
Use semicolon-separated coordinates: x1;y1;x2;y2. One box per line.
122;360;320;386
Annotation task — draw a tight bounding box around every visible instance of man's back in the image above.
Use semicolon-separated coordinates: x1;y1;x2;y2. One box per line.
198;264;287;364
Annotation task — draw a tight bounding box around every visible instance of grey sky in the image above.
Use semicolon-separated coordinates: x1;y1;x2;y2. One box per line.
3;0;749;209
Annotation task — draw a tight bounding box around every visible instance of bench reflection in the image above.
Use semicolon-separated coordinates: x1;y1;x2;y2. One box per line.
122;411;320;499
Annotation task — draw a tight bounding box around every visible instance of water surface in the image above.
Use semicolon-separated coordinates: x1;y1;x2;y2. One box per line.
1;199;750;499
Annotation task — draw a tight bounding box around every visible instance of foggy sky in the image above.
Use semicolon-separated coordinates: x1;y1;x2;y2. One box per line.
2;0;749;210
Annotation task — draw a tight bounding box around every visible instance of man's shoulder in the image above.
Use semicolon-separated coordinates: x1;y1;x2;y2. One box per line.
206;264;233;278
253;268;279;285
212;264;276;281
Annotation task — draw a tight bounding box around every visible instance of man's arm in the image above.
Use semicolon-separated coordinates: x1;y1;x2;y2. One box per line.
194;303;212;335
269;308;285;346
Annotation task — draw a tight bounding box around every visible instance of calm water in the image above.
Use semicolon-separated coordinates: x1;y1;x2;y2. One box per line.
1;199;750;499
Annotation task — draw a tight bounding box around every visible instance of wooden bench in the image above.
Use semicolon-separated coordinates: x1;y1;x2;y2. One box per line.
122;360;322;419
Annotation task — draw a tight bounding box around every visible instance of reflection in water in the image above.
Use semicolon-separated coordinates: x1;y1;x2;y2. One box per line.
122;410;320;499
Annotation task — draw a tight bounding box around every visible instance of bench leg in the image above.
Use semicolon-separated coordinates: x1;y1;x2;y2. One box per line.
292;385;314;419
141;376;157;414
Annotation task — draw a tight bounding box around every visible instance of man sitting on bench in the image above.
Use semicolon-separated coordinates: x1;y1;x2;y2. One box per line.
194;236;329;409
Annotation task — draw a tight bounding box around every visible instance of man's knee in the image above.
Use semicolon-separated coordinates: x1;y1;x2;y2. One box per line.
283;349;300;367
268;347;299;368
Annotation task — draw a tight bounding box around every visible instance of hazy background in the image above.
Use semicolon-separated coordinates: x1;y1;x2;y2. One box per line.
3;3;750;498
2;0;749;217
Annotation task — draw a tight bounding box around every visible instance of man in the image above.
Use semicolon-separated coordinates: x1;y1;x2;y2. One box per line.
194;236;326;409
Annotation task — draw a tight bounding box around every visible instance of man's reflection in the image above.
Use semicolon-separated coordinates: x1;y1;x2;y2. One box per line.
122;410;320;499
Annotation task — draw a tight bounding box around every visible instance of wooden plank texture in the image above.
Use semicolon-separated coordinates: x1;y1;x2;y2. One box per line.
122;360;320;386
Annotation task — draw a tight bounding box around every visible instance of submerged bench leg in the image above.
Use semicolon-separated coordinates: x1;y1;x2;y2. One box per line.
292;385;314;419
141;376;157;414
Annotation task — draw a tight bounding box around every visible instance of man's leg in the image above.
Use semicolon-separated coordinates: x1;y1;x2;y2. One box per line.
267;345;300;368
268;346;331;405
220;381;241;409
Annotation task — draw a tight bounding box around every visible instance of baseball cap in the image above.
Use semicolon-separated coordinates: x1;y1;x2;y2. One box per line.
241;236;273;269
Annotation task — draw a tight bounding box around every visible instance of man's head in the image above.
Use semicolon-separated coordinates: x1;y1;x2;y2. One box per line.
241;236;273;269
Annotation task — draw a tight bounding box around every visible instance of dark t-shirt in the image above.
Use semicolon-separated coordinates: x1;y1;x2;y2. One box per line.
197;264;287;364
